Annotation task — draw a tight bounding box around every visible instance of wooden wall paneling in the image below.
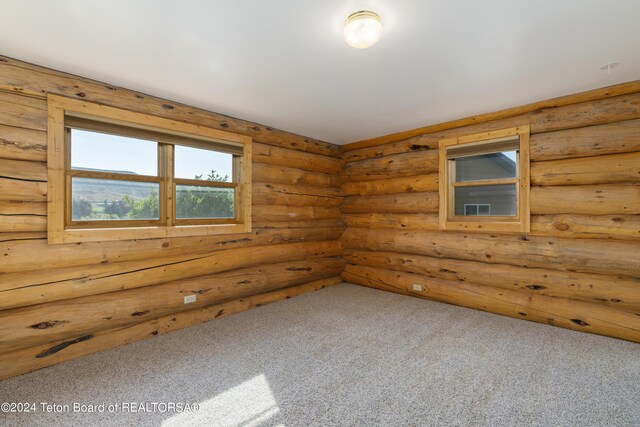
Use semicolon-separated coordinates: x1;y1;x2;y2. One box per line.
341;227;640;277
530;214;640;241
0;276;342;381
252;142;343;174
530;118;640;161
343;250;640;308
342;212;640;242
530;183;640;215
343;101;640;164
341;213;439;231
0;226;343;274
0;240;343;310
0;55;346;378
341;173;439;196
340;192;439;214
0;258;345;354
530;151;640;186
0;124;47;161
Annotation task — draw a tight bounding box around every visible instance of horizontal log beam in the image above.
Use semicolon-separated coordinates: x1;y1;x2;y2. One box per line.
342;213;439;231
0;240;343;310
342;150;438;179
253;182;342;207
531;152;640;186
341;227;640;276
253;142;343;174
0;91;47;131
344;100;640;164
530;118;640;161
342;264;640;342
0;177;46;202
1;226;342;274
344;250;640;308
531;214;640;241
0;124;47;162
342;212;639;241
341;173;438;196
531;183;640;215
253;163;342;188
253;205;341;222
340;192;438;214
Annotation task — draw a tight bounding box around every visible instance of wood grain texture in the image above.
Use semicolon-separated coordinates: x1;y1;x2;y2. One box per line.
0;276;341;380
344;250;640;308
0;258;345;353
530;214;640;241
341;174;438;196
341;227;640;277
0;124;47;161
531;152;640;186
0;240;342;310
530;119;640;161
340;192;439;214
341;212;639;241
0;57;345;378
339;82;640;344
530;183;640;215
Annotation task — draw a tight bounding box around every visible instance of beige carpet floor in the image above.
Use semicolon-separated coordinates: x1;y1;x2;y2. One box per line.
1;283;639;427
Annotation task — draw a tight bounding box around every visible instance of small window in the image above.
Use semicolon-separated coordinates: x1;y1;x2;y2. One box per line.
438;126;530;232
47;95;251;244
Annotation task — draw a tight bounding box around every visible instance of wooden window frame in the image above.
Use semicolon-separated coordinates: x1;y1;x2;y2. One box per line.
47;95;252;244
438;126;530;233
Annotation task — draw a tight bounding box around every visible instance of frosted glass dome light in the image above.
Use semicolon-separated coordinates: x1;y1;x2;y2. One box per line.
344;11;382;49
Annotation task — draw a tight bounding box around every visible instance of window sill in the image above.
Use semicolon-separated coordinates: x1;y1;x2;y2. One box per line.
440;220;529;233
48;222;252;244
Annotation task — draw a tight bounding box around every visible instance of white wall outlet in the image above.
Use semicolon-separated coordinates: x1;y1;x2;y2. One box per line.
184;294;197;304
412;284;422;292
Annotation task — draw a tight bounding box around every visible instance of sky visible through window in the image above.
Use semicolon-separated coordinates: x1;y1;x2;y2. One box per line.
71;129;233;179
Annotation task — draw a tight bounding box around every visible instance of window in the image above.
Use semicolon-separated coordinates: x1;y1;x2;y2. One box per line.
47;95;251;244
438;126;530;232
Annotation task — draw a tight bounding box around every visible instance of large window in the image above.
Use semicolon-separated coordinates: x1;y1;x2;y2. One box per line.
438;126;530;233
47;95;251;244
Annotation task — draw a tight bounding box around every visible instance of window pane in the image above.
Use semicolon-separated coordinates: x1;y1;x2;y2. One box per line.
71;177;160;220
175;146;233;182
454;184;516;216
176;185;234;219
455;151;517;182
71;129;157;176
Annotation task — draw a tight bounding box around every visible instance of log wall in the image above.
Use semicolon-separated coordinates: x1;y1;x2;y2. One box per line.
1;55;638;379
340;88;640;342
0;56;345;380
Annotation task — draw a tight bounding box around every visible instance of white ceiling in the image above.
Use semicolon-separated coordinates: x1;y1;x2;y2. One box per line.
1;1;639;145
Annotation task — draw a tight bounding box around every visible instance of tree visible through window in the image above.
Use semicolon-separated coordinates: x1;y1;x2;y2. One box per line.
47;95;251;244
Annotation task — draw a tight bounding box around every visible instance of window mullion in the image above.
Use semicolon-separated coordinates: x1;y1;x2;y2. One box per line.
159;143;176;226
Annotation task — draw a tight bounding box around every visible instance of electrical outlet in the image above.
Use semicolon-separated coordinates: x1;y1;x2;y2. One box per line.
412;284;422;292
184;294;197;304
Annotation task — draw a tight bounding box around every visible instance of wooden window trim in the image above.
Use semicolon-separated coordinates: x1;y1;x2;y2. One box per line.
47;95;252;244
438;126;530;233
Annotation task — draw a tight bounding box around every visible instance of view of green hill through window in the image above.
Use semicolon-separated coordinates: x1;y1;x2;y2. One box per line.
71;170;234;220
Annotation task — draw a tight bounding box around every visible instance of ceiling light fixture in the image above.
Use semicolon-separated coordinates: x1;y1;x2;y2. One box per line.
344;10;382;49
